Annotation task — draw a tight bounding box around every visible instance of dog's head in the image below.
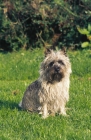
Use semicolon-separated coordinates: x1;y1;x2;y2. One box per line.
40;48;72;83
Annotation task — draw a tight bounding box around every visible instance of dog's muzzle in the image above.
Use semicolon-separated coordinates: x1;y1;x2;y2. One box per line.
54;65;60;73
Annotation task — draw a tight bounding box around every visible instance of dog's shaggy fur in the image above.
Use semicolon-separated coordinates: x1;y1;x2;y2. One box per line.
19;49;72;118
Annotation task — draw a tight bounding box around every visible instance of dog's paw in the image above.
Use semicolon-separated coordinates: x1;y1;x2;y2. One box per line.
42;113;49;119
42;115;48;119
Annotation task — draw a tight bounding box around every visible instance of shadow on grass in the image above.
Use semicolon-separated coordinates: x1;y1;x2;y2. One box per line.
0;100;21;111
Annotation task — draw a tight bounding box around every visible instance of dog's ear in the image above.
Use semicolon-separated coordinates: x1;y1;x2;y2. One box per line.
44;48;52;57
61;47;67;56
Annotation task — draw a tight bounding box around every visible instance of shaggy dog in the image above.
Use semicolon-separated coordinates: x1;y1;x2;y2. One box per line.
19;49;72;118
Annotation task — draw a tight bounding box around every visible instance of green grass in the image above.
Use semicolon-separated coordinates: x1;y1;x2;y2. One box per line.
0;48;91;140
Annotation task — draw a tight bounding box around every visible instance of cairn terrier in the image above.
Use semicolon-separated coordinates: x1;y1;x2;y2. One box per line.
19;48;72;118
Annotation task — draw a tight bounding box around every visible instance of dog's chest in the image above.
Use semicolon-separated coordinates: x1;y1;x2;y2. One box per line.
42;82;64;101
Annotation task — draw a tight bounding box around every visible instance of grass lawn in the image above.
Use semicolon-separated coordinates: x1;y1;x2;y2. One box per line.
0;48;91;140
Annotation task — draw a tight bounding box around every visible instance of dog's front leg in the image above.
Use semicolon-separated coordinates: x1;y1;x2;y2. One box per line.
59;104;67;116
42;103;49;119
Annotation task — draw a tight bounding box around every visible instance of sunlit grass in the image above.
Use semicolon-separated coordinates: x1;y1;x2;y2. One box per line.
0;48;91;140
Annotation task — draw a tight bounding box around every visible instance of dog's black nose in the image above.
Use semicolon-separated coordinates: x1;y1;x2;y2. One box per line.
54;66;60;72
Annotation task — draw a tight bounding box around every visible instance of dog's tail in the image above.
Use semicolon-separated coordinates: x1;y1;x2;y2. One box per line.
18;101;22;108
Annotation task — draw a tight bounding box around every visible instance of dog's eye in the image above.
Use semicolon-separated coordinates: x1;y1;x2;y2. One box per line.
58;60;64;65
49;61;54;66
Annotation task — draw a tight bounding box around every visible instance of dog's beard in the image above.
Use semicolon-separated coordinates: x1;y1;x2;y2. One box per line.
47;72;64;83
